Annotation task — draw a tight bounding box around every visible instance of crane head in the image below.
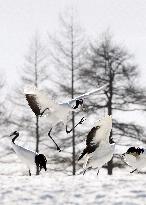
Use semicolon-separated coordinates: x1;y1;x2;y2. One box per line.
10;131;19;136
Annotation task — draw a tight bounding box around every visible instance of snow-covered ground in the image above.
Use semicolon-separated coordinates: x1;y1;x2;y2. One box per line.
0;169;146;205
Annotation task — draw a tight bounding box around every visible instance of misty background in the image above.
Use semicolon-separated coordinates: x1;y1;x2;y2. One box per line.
0;0;146;176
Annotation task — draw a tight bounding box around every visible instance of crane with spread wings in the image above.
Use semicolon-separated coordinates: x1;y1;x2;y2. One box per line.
78;115;115;175
24;84;107;151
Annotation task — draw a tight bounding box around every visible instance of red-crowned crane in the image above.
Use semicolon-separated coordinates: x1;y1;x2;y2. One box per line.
24;84;107;151
10;131;47;176
122;147;145;173
78;115;115;175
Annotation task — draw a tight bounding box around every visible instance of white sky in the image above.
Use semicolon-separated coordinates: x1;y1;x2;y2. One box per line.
0;0;146;87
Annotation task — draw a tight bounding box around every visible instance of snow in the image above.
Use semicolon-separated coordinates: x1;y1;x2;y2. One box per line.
0;169;146;205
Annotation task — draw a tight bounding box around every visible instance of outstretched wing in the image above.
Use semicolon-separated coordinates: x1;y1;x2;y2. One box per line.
25;94;42;116
78;115;112;161
67;84;107;105
24;85;58;116
86;127;98;146
92;115;112;145
78;127;99;161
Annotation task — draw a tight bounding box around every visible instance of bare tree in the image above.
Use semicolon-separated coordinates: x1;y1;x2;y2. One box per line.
0;80;7;128
49;10;87;175
80;32;146;175
0;76;17;170
8;34;49;175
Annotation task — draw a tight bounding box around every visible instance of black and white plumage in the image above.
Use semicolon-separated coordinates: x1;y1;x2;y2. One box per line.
122;147;146;173
24;84;107;151
24;84;107;128
78;115;115;175
10;131;47;176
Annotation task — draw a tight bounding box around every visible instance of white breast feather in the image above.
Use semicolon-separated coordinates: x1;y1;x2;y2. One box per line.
86;143;115;169
125;151;146;170
12;142;36;167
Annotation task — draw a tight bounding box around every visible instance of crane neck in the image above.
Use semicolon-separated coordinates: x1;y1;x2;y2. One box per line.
12;133;19;144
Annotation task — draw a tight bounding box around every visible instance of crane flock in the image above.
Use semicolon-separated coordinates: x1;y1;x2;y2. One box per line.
8;84;146;176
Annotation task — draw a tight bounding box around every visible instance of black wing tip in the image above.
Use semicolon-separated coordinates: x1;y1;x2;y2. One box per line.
78;148;87;161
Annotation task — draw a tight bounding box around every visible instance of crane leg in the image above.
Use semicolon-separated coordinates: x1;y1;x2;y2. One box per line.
97;170;99;175
130;169;137;173
48;128;61;152
83;169;87;175
66;117;85;134
40;108;49;116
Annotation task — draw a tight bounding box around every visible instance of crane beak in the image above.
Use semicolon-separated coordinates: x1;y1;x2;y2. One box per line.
10;131;18;136
10;132;14;136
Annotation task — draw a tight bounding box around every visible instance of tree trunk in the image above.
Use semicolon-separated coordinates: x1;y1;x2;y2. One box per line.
71;20;76;175
107;107;113;175
107;103;113;175
107;157;113;175
72;112;76;175
107;69;113;175
35;115;40;175
71;57;76;175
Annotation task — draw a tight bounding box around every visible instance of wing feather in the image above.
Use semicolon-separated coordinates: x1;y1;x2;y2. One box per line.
24;85;58;115
92;115;112;145
68;84;107;105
